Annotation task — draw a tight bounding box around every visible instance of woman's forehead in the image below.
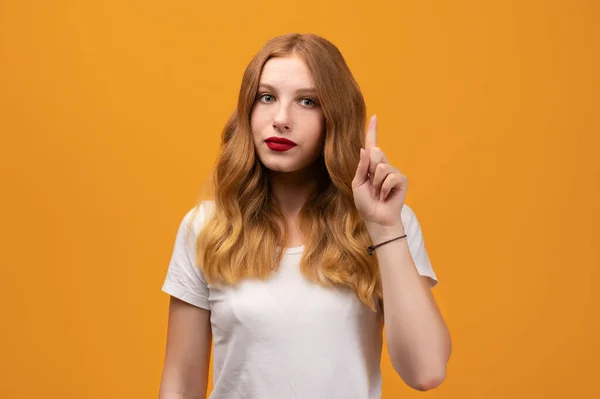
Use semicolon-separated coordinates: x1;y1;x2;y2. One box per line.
259;56;315;90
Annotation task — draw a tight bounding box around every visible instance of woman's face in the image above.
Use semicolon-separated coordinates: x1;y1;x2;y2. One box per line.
250;55;325;174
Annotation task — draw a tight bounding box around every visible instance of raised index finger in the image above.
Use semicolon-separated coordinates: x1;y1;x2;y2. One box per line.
365;114;378;149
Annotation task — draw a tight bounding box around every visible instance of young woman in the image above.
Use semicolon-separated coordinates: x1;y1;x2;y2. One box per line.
158;33;451;399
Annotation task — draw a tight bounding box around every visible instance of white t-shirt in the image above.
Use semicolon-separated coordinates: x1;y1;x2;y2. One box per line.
162;200;438;399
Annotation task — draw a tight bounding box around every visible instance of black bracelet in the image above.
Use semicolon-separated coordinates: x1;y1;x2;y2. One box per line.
367;234;407;255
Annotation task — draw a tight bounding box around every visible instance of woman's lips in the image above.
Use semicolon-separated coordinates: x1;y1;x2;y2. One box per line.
265;142;295;152
265;137;296;152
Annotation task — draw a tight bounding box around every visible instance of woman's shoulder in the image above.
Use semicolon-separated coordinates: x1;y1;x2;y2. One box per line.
401;203;417;224
182;200;216;236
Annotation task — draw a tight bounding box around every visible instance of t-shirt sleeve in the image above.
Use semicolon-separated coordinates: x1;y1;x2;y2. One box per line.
161;202;212;310
402;204;439;286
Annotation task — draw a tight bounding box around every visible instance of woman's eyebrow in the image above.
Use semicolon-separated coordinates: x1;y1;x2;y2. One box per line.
258;83;317;95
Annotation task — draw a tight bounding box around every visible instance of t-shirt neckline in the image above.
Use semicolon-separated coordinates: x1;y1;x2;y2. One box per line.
277;245;305;254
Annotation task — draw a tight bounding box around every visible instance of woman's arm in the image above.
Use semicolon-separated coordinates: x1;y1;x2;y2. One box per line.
372;225;452;392
158;296;212;399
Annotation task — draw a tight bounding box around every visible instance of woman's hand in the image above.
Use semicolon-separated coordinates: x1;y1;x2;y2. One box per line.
352;115;407;233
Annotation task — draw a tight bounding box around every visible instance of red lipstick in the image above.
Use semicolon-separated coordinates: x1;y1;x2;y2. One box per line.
265;137;297;152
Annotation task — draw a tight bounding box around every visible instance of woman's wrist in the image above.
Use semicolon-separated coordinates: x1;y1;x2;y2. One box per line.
365;221;406;243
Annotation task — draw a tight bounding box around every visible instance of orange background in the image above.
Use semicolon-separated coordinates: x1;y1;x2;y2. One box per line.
1;0;598;398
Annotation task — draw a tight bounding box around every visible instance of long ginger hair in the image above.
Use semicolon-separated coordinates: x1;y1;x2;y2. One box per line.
193;33;382;311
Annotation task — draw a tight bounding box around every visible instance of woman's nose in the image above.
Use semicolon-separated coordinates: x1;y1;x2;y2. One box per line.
273;120;290;131
272;105;291;132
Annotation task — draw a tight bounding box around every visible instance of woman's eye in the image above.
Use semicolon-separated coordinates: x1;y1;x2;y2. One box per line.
301;98;315;107
259;94;274;102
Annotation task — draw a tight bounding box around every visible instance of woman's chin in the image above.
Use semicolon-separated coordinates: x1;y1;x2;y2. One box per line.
263;161;313;175
259;154;321;175
265;164;301;173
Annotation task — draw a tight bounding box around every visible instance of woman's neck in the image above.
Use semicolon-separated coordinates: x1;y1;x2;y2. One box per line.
268;169;317;218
